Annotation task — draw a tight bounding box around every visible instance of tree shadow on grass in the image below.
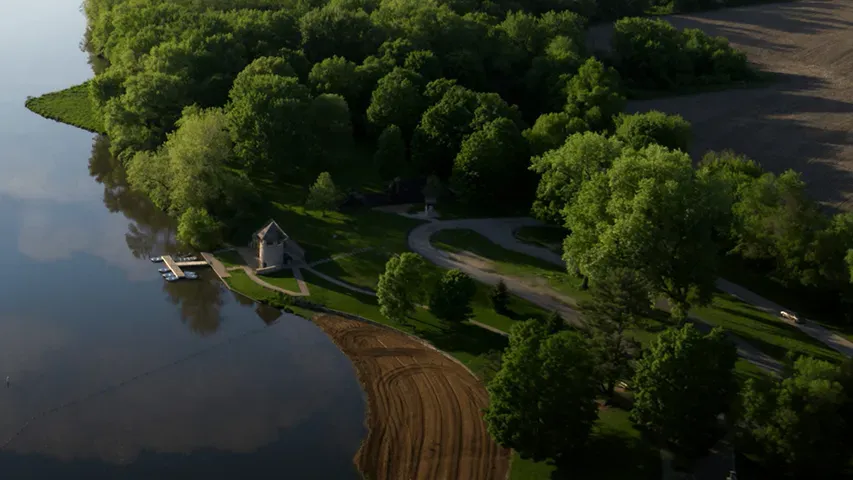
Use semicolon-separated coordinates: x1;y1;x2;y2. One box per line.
547;412;661;480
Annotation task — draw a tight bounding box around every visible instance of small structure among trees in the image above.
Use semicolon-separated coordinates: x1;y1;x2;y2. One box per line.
251;219;290;270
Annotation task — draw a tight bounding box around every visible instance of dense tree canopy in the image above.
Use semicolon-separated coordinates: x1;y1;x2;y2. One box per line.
563;144;730;320
737;357;853;478
614;110;692;152
485;320;599;464
632;324;737;457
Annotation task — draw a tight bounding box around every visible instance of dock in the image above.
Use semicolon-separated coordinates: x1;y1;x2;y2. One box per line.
162;255;209;278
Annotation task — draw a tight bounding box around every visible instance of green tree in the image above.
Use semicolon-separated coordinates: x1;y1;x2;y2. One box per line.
530;131;623;224
563;144;730;321
737;357;853;478
490;279;509;313
305;172;341;216
580;268;651;395
377;253;427;322
226;73;312;175
614;110;692;152
732;170;826;286
523;111;587;156
451;117;530;208
366;67;427;136
429;269;476;323
539;310;566;334
485;320;599;464
404;49;442;80
374;124;406;179
309;93;354;168
299;6;379;63
632;324;737;457
307;56;360;105
564;57;625;133
177;207;222;250
411;85;521;178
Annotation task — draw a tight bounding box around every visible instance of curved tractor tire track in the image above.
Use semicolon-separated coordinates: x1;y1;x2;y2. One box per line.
312;315;509;480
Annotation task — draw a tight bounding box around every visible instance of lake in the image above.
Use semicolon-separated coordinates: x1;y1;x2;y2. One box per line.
0;1;366;478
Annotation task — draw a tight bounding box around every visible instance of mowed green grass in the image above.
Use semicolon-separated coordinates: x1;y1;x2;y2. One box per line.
260;269;301;293
431;228;591;304
25;82;105;133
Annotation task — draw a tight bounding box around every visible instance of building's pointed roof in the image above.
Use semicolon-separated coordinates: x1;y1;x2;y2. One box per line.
255;219;288;241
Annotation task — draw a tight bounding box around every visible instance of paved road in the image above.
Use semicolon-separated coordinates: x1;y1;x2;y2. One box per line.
408;219;582;326
408;217;787;374
716;278;853;358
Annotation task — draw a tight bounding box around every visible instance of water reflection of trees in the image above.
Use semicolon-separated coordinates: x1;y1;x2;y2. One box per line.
88;135;225;335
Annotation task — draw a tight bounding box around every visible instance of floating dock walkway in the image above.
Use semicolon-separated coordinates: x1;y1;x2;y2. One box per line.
162;255;209;278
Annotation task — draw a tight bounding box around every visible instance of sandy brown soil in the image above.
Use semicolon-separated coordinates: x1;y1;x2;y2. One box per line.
588;1;853;210
311;314;510;480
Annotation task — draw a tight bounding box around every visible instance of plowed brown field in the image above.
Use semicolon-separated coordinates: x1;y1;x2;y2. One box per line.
588;1;853;209
311;314;509;480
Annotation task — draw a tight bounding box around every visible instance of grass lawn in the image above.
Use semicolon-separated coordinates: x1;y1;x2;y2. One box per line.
695;291;845;364
25;82;104;133
216;249;246;268
311;250;393;289
260;269;301;293
513;226;567;254
511;407;661;480
225;270;279;303
431;228;591;304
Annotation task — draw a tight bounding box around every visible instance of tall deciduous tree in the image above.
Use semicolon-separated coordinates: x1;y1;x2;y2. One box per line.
485;320;599;464
374;124;406;179
523;111;587;156
226;73;312;176
737;357;853;478
581;268;651;395
307;55;360;105
366;67;427;136
377;253;427;322
563;145;730;321
451;117;530;208
614;110;692;152
564;57;625;133
305;172;341;216
632;324;737;457
530;131;623;224
177;207;222;250
429;269;476;323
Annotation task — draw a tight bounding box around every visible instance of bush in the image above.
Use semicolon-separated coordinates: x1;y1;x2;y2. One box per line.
612;17;753;91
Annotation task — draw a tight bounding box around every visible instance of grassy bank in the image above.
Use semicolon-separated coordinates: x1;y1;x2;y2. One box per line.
25;82;104;133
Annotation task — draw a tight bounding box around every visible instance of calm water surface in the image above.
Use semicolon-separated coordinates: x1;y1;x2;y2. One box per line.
0;2;366;478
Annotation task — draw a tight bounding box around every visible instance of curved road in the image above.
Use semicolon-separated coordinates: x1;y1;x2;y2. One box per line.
406;217;853;375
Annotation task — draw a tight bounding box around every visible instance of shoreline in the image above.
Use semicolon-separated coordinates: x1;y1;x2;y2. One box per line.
311;314;510;480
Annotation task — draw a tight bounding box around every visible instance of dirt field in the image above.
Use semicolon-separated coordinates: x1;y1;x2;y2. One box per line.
311;314;510;480
588;1;853;210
